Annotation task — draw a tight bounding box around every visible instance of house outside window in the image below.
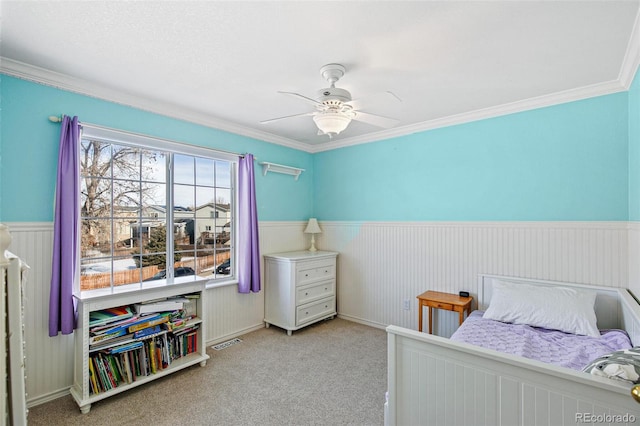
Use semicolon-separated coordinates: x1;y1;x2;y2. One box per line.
79;127;236;292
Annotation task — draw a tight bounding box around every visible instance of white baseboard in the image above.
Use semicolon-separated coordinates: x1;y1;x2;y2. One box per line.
27;388;71;408
337;313;388;331
206;323;265;346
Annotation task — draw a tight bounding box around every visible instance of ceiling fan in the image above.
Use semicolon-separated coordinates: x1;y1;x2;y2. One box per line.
261;63;401;139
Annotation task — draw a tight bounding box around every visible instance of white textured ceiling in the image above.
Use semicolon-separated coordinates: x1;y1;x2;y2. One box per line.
2;1;640;151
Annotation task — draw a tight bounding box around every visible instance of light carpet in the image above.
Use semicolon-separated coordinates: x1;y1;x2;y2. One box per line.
27;318;387;426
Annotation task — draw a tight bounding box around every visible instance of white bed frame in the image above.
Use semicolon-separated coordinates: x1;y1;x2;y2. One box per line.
1;224;28;425
385;274;640;426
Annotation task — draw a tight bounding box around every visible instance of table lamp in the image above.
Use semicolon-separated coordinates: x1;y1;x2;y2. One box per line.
304;218;322;252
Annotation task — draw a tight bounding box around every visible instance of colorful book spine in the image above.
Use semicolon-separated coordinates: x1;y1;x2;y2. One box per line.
99;353;116;389
128;351;138;382
187;331;197;354
111;355;123;385
90;314;140;335
89;306;134;327
95;355;112;391
88;357;99;394
148;339;157;374
120;353;131;384
91;357;105;392
140;345;149;377
109;341;144;354
128;316;168;333
155;342;163;372
133;325;161;339
89;328;127;345
162;333;170;368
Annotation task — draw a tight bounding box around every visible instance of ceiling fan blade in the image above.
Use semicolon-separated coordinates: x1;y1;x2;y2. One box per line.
260;111;315;124
346;91;402;111
278;91;324;108
351;111;399;129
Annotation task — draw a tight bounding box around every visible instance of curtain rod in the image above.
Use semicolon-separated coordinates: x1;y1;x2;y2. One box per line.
47;115;253;159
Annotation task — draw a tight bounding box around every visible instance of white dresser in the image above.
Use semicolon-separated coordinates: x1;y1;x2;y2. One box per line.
264;250;338;335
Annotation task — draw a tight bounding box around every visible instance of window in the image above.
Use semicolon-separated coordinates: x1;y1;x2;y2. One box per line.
79;126;236;292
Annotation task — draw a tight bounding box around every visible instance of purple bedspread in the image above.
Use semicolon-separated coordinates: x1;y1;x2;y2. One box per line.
450;311;632;371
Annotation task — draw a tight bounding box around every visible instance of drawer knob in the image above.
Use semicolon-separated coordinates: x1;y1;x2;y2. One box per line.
305;292;308;296
305;274;309;277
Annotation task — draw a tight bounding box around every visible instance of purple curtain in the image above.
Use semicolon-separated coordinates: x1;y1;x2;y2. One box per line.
237;154;261;293
49;116;80;336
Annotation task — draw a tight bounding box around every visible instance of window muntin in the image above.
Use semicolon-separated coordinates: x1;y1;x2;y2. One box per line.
79;131;235;292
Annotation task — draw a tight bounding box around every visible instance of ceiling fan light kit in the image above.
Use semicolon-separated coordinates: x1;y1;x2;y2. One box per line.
261;63;400;139
313;112;352;138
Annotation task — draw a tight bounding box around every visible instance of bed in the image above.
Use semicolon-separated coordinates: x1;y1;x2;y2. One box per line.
385;274;640;426
1;224;29;425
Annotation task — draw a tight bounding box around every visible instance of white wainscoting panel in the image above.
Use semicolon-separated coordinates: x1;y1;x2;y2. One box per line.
4;223;75;406
259;221;309;255
4;220;633;406
205;221;309;344
4;221;308;407
628;222;640;299
204;284;264;344
319;221;630;336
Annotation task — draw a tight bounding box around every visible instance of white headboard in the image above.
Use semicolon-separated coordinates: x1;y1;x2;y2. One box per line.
477;274;625;331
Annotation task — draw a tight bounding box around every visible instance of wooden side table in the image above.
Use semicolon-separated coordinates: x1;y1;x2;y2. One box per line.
417;290;473;334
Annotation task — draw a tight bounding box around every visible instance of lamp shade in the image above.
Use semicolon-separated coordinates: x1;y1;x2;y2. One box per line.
304;218;322;234
313;112;351;137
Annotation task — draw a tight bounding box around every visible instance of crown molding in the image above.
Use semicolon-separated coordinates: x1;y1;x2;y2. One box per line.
315;8;640;154
311;79;628;153
619;6;640;89
0;58;314;153
3;38;639;156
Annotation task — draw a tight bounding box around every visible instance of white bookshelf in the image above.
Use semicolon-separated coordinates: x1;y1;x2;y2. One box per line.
70;282;209;413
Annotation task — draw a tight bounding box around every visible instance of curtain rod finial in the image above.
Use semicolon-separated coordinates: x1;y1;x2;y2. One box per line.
48;115;62;123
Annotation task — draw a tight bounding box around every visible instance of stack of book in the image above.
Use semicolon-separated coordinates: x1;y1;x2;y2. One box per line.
89;306;134;327
88;327;200;395
133;297;188;315
87;294;201;395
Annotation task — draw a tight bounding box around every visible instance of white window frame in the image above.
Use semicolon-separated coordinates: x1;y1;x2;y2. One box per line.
78;124;239;294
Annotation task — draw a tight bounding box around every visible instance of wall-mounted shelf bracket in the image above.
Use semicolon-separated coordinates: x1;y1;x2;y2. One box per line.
260;162;305;181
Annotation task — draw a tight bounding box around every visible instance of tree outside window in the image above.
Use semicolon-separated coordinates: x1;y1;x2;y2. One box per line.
79;134;235;292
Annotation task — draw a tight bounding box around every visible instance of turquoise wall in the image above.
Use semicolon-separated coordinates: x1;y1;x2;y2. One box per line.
1;74;636;223
0;75;314;222
314;93;629;221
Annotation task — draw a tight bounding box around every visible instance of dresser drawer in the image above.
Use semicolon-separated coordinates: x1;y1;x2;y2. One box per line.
424;300;453;311
296;280;334;306
296;296;335;326
296;261;335;285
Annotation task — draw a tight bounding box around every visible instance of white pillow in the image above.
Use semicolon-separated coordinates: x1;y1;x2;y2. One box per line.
483;279;600;337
